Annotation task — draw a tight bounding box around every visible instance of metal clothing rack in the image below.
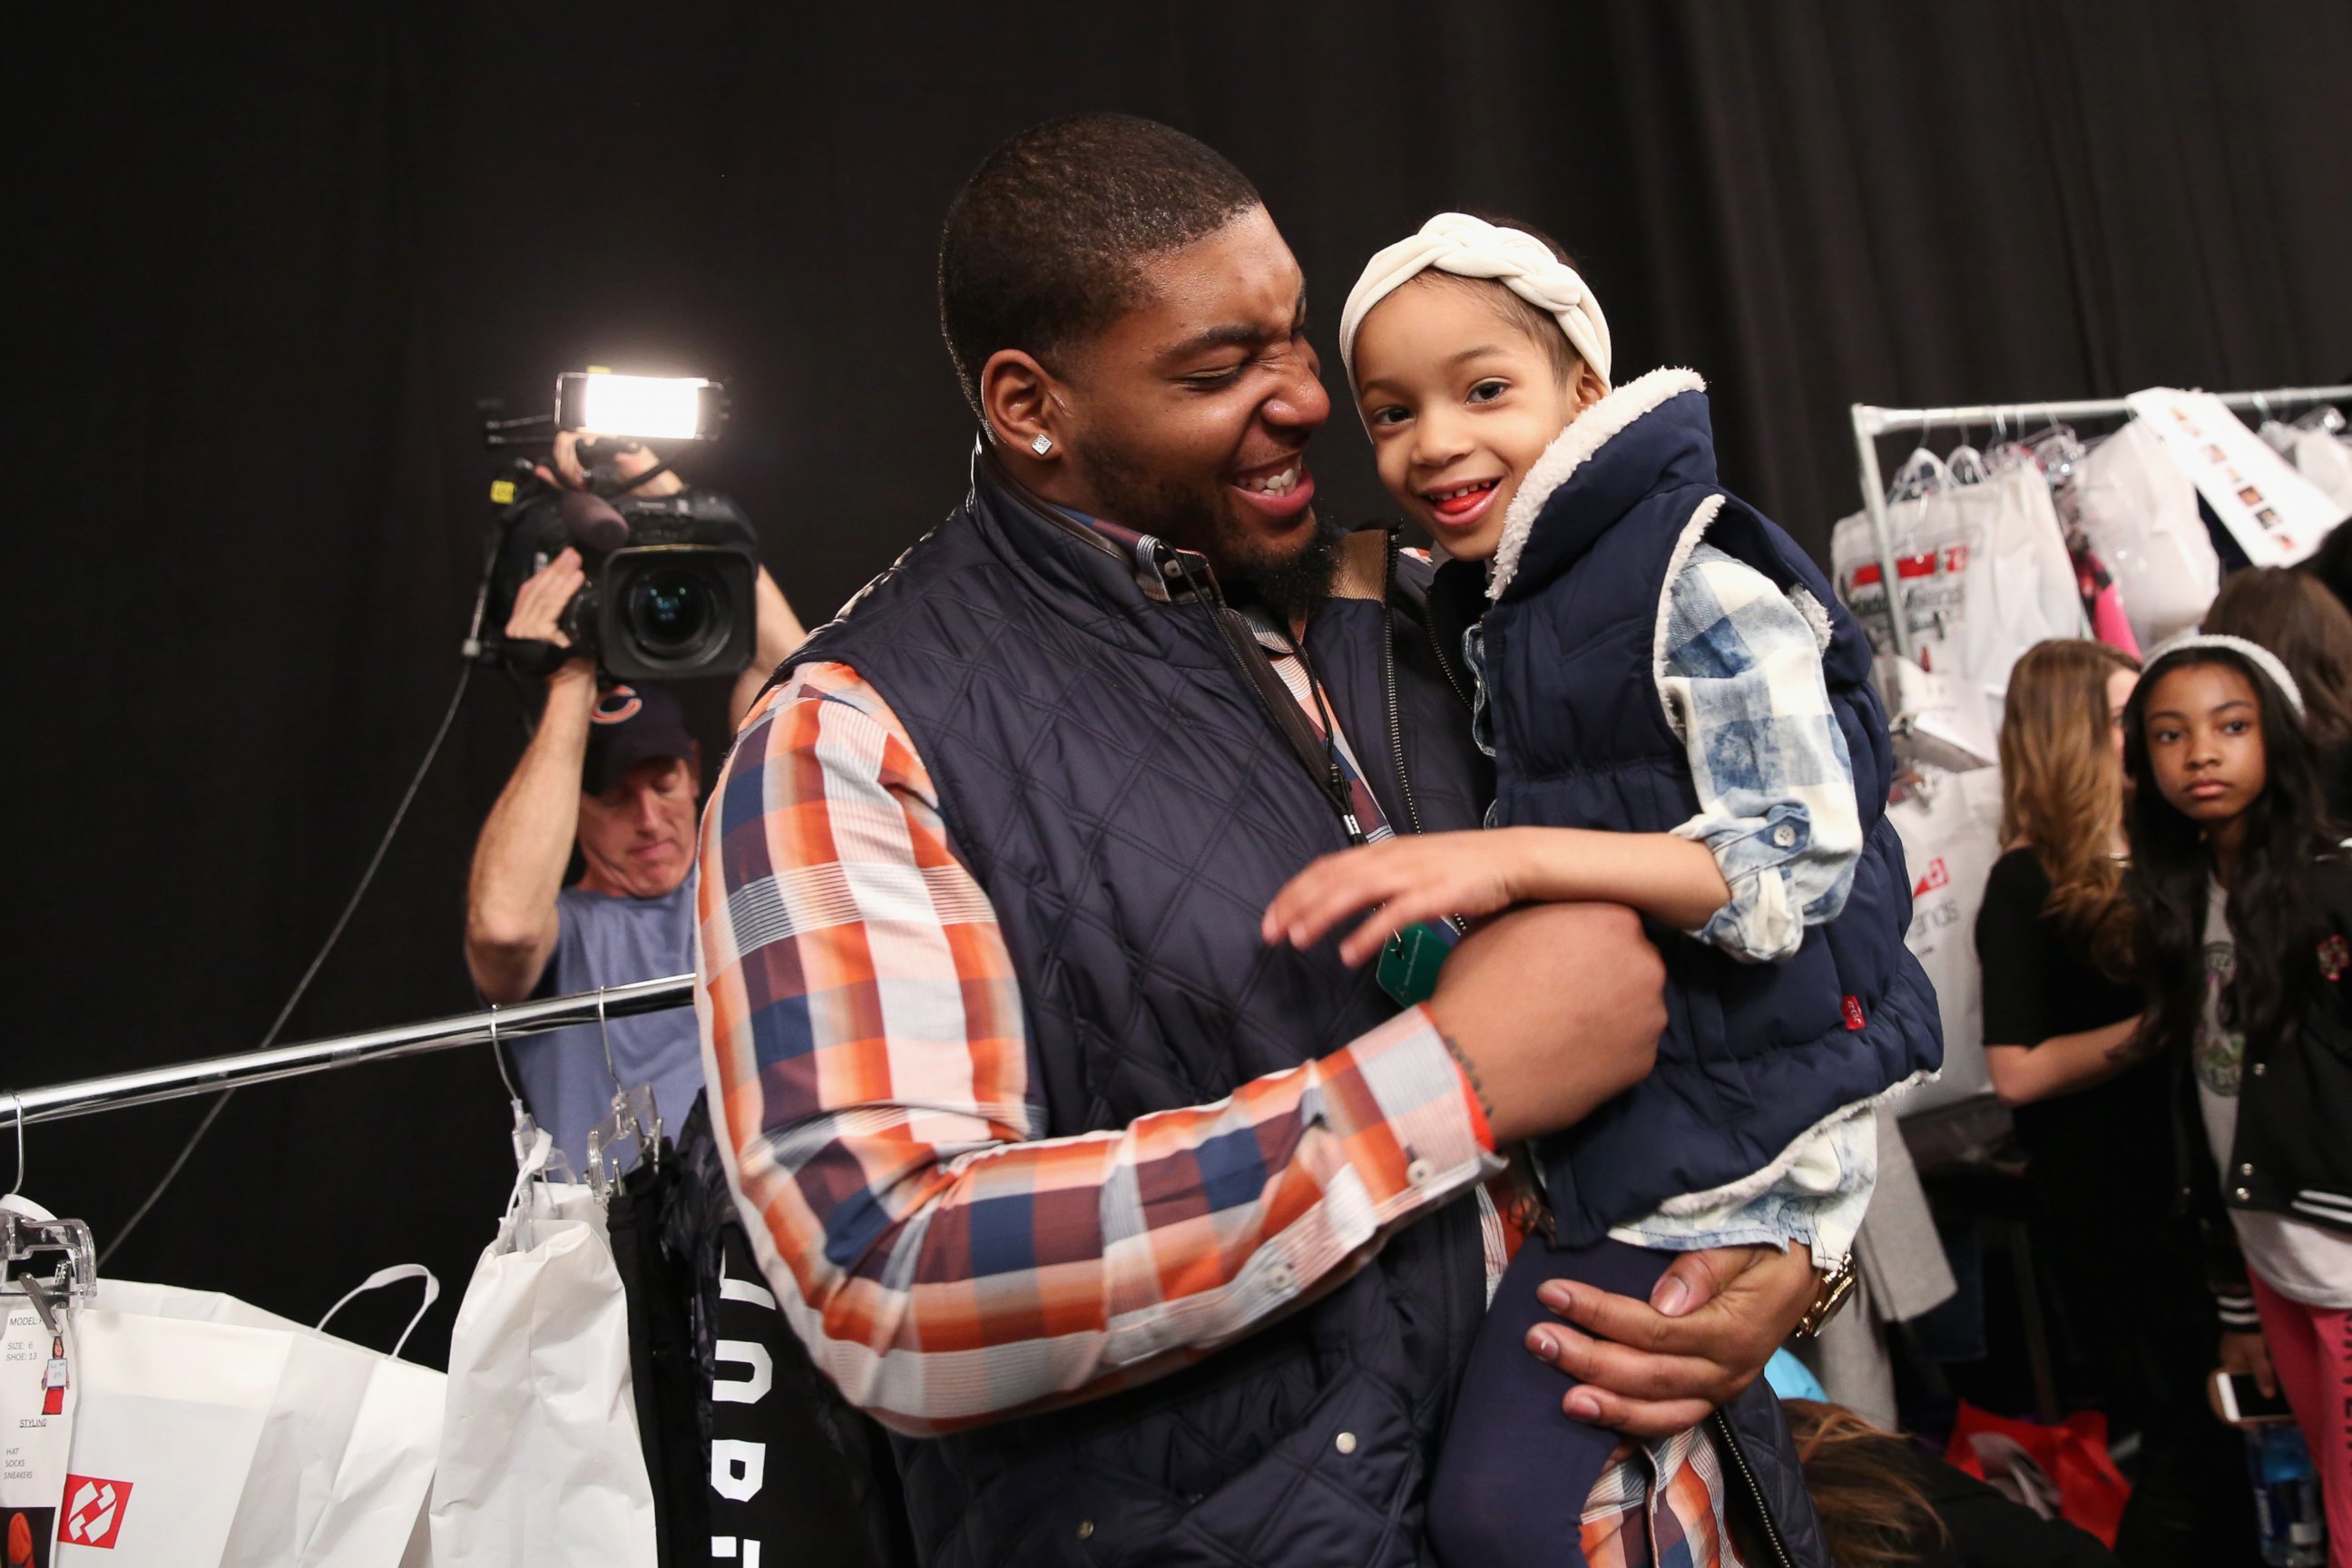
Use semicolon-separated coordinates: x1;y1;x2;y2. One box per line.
6;974;693;1127
1849;382;2352;658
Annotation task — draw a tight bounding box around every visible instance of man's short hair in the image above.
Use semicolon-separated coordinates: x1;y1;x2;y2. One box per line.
937;113;1262;422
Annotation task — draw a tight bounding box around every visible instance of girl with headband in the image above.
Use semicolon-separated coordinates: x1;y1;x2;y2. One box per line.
1264;212;1941;1564
2122;632;2352;1527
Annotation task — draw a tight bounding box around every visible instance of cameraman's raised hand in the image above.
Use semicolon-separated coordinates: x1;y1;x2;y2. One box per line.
506;547;587;653
544;429;685;496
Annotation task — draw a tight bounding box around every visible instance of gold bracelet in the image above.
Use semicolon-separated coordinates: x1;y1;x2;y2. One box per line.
1436;1031;1497;1130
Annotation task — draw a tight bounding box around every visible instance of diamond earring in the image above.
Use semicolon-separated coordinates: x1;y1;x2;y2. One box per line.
1030;432;1054;456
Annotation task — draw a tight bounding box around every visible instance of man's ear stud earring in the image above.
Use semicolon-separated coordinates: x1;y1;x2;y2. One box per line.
1030;432;1054;456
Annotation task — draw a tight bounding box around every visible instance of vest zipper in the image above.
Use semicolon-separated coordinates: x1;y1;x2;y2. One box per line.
1709;1408;1797;1568
1380;530;1430;839
1420;560;1475;711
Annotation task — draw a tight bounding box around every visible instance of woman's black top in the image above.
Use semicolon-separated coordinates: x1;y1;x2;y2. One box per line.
1975;848;2173;1228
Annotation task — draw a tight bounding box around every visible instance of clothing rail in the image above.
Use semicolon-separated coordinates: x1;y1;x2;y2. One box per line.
6;974;695;1128
1848;382;2352;658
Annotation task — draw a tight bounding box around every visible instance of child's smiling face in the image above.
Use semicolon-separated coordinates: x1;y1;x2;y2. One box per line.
1351;275;1603;562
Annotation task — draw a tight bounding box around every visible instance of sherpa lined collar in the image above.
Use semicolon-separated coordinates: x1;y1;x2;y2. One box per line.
1486;367;1708;601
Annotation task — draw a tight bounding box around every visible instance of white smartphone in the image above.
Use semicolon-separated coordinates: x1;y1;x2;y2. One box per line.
2213;1370;2293;1425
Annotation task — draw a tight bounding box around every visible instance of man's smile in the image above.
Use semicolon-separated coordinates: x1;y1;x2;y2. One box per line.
1230;451;1316;520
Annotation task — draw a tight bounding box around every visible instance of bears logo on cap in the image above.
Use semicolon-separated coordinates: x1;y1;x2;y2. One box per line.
592;686;645;726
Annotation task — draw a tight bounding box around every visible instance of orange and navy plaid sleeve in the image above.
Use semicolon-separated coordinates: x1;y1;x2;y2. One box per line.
696;662;1498;1436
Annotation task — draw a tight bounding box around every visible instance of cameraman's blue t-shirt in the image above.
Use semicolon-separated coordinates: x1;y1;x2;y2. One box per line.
514;872;702;1171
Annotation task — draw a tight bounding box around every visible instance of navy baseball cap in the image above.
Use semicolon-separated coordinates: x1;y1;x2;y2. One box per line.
583;682;696;795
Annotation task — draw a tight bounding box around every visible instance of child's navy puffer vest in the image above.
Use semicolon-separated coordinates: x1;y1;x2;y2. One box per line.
1454;368;1943;1247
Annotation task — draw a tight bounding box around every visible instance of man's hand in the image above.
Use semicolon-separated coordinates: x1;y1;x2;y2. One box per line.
2214;1330;2278;1425
1265;831;1526;966
543;429;685;495
1523;1243;1820;1437
506;547;586;650
1426;902;1665;1144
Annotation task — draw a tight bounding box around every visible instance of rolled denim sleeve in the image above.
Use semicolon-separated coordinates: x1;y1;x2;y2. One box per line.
1660;544;1865;962
1611;1105;1879;1269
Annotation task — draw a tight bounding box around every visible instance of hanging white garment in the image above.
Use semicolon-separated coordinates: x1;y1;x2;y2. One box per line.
1832;462;2084;708
2072;416;2222;648
430;1130;655;1568
1884;766;2005;1114
2288;426;2352;514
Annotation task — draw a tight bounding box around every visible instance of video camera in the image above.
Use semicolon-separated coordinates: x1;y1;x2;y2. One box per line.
475;372;760;682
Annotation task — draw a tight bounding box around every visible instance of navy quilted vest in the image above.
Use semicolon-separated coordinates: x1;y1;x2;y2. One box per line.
779;456;1497;1567
1464;376;1943;1248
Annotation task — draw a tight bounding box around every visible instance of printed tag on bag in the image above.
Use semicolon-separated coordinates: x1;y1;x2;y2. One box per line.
2;1300;76;1564
2125;388;2343;565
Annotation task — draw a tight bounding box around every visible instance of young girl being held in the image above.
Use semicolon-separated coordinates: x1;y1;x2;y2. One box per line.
2123;632;2352;1529
1267;213;1941;1568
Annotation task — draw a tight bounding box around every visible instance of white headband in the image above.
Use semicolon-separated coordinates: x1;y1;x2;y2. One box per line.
1338;212;1612;389
2144;631;2307;719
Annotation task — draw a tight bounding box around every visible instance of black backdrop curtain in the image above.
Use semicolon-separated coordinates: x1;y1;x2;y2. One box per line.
24;1;2352;1362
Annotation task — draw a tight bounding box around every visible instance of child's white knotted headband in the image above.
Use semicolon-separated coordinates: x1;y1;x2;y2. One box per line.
1338;212;1612;390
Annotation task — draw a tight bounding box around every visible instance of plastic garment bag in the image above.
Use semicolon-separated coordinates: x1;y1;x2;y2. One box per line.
1833;458;2085;708
2072;417;2222;649
2288;426;2352;513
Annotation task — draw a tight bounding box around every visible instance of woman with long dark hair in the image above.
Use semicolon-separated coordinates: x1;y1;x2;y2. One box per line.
1975;639;2252;1565
2202;564;2352;820
2123;634;2352;1544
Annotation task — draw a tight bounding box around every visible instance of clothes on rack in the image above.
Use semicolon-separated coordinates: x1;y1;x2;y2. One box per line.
21;1265;446;1566
2282;421;2352;513
1885;765;2004;1113
1833;456;2086;709
2123;387;2346;565
2072;416;2222;650
432;1128;658;1568
607;1152;705;1566
660;1097;917;1568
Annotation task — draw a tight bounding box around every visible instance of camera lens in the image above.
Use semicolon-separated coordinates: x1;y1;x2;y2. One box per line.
623;566;720;658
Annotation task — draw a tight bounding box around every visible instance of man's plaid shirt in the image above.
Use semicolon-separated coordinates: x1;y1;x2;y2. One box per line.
697;553;1746;1563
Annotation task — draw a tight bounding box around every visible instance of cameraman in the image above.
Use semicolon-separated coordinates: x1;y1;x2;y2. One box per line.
465;436;805;1165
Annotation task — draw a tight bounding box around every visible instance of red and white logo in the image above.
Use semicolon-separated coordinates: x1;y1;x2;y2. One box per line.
62;1475;132;1549
592;685;644;725
1912;858;1949;897
1841;996;1867;1033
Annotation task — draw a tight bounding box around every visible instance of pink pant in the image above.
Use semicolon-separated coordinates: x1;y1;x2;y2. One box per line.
2250;1273;2352;1564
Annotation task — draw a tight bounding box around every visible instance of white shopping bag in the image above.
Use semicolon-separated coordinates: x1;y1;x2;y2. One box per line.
64;1269;446;1568
57;1309;280;1565
429;1130;654;1568
2074;416;2221;648
1886;766;2005;1114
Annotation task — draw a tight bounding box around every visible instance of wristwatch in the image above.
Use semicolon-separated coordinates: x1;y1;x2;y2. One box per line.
1793;1253;1857;1340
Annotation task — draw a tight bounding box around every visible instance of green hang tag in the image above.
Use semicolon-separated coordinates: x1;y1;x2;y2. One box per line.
1377;919;1459;1009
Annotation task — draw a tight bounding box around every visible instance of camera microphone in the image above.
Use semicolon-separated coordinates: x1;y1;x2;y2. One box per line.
556;488;631;555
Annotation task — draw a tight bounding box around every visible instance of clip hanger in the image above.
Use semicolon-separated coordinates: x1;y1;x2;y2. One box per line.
583;986;662;1205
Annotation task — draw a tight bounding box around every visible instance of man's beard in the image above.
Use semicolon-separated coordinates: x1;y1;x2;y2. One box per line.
1078;441;1341;617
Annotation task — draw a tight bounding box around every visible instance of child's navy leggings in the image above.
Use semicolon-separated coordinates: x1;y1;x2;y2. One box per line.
1425;1231;1672;1568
